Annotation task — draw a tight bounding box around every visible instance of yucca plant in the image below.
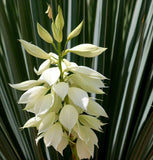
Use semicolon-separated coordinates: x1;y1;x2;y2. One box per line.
0;0;153;160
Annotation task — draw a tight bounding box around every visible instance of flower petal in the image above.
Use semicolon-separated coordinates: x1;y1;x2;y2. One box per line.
19;40;51;59
34;93;53;115
38;112;56;134
87;99;108;118
18;86;47;104
40;67;60;86
76;138;93;160
79;115;104;132
23;117;41;128
49;92;62;113
57;132;69;155
53;82;69;101
69;66;106;79
63;59;78;68
68;87;89;110
68;97;84;114
73;124;89;143
23;102;34;112
34;59;51;75
59;105;78;133
44;122;63;149
37;23;53;44
49;52;59;60
67;44;107;57
9;80;44;91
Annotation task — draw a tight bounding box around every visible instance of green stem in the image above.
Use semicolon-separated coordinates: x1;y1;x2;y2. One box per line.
70;143;79;160
62;49;69;57
57;42;64;81
52;43;58;53
64;40;68;50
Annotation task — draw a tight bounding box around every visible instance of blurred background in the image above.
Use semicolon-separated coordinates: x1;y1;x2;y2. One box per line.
0;0;153;160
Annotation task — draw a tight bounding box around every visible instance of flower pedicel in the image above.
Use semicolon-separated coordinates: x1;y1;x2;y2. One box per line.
10;5;108;160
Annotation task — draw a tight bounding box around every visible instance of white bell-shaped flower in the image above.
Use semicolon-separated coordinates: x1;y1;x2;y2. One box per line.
74;123;98;146
38;112;57;134
87;99;108;118
18;86;47;104
40;67;60;86
59;105;78;133
76;138;94;159
34;59;51;75
68;66;106;79
79;115;105;132
69;74;105;94
44;122;63;149
9;80;44;91
23;116;41;129
33;93;53;115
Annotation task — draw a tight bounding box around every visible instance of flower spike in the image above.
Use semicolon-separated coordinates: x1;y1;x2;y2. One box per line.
10;4;108;160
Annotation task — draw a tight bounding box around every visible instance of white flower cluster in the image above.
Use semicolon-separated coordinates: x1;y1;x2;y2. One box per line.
10;5;108;159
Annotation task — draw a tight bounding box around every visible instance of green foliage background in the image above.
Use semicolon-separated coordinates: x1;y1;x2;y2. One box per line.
0;0;153;160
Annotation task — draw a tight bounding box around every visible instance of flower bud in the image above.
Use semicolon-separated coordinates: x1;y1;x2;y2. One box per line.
19;40;50;59
52;22;63;42
66;44;107;57
51;6;64;42
37;23;53;44
67;20;83;41
55;6;64;30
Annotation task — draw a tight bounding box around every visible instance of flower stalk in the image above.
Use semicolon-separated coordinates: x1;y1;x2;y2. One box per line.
10;4;108;160
57;42;64;81
70;143;79;160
